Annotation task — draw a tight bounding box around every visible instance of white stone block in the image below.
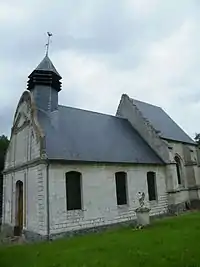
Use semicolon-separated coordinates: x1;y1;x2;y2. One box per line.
135;210;150;226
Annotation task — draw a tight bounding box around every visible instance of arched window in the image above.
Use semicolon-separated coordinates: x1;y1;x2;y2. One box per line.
174;156;182;185
115;172;128;205
147;172;157;201
65;171;82;210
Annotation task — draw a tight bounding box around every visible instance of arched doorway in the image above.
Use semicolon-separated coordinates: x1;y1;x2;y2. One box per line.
15;180;23;236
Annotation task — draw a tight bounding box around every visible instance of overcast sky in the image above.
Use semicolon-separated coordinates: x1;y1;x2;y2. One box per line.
0;0;200;139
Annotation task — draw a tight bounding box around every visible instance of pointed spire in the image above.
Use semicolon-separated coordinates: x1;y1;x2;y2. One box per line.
27;55;62;92
27;33;62;112
35;55;61;78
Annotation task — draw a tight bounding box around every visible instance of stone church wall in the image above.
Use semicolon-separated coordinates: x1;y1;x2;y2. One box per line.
116;94;200;210
48;163;168;236
4;92;42;171
2;163;47;236
26;163;47;235
2;173;12;225
4;124;40;170
167;141;200;188
165;140;200;209
2;92;46;235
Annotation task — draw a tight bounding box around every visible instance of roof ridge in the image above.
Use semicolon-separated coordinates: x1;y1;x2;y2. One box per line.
58;104;126;120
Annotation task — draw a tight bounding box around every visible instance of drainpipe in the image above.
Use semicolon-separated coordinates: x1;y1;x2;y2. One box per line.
46;160;50;241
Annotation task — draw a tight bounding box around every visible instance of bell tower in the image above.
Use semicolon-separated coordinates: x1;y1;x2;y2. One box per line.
27;33;62;112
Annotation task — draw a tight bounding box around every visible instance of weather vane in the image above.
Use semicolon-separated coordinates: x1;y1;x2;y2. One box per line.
45;32;53;56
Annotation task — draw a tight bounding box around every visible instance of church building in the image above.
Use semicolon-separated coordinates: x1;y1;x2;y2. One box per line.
2;54;200;240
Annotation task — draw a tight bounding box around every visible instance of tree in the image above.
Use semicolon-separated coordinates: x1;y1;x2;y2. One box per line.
0;135;9;173
0;135;9;222
194;133;200;146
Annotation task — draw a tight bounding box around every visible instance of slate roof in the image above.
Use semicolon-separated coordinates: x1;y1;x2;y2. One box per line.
28;56;62;92
37;105;164;164
34;55;61;78
132;99;195;144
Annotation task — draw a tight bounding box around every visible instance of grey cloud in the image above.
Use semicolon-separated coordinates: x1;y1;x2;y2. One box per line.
178;92;200;105
1;0;200;137
0;106;14;137
0;0;197;74
0;0;192;61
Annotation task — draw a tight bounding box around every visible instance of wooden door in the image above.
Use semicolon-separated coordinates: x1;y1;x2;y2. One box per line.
15;181;23;235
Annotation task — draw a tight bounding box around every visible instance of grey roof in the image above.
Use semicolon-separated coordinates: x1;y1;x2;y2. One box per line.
34;55;61;77
132;99;195;144
37;105;164;164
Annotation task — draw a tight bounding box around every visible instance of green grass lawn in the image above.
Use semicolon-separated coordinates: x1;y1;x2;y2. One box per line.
1;212;200;267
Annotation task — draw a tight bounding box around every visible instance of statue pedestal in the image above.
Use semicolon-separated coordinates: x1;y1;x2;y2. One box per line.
135;207;150;226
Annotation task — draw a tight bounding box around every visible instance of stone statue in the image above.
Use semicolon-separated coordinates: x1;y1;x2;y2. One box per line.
137;191;145;207
135;191;150;227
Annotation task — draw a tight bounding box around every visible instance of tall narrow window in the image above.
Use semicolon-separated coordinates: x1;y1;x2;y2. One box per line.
15;180;23;235
65;171;82;210
147;172;157;201
174;156;182;185
115;172;127;205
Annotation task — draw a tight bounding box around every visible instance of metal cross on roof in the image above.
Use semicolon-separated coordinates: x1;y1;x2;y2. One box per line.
45;32;53;56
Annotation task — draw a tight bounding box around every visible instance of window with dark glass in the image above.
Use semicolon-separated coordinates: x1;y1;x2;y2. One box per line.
147;172;157;201
115;172;127;205
65;171;82;210
174;156;182;185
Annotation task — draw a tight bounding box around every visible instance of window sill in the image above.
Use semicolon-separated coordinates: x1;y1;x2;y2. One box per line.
177;185;185;190
149;200;158;206
66;209;84;218
117;204;129;212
